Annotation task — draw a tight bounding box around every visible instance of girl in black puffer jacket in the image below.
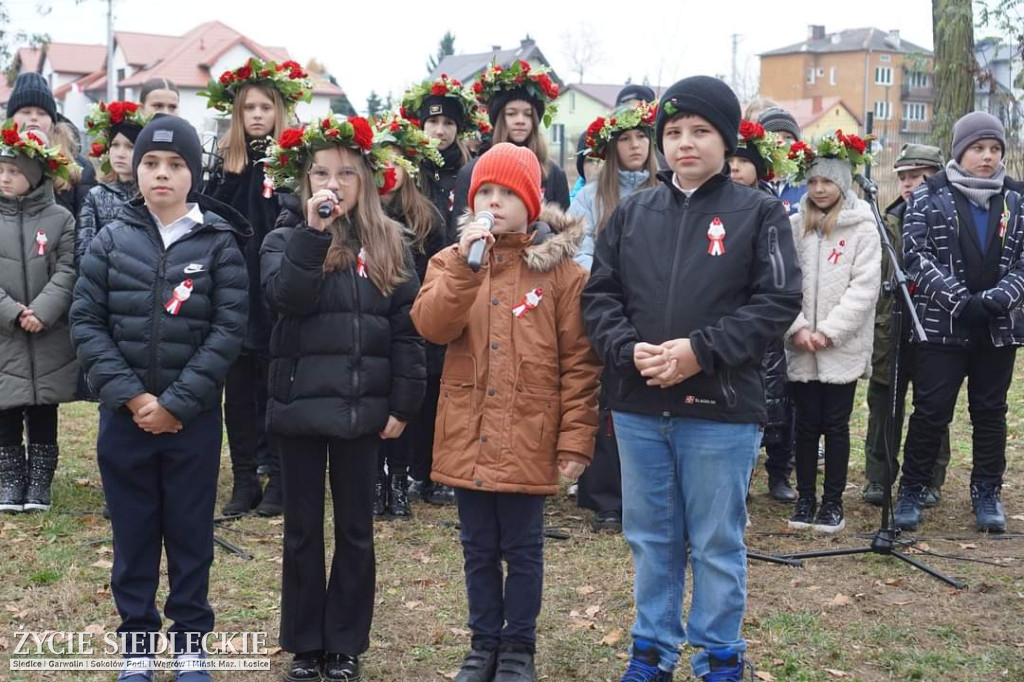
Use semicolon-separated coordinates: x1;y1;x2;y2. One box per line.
261;117;425;682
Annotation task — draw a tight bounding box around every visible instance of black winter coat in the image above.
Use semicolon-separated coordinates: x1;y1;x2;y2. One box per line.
76;181;134;269
260;210;426;440
69;194;251;424
205;144;281;351
582;171;803;423
419;145;464;245
452;155;570;222
57;153;97;225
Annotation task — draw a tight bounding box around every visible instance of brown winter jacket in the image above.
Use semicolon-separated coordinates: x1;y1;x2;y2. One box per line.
411;205;601;495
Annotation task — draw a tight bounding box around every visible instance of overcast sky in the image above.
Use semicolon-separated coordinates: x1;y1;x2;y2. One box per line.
7;0;945;112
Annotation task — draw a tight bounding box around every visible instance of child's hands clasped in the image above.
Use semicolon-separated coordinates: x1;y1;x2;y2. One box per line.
634;339;701;389
18;308;44;333
127;393;183;434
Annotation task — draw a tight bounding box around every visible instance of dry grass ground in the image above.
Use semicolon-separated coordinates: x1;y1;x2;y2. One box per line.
1;367;1023;681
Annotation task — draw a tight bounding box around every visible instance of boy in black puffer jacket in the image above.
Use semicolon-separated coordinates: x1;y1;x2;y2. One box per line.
70;115;249;681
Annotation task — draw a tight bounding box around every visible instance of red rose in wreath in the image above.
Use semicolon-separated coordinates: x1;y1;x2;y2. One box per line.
378;166;397;195
846;134;867;154
431;83;448;96
90;142;106;157
278;128;304;149
739;120;765;141
3;127;22;146
349;117;374;151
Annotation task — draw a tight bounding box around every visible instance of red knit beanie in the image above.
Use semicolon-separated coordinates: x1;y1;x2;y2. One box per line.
468;142;543;223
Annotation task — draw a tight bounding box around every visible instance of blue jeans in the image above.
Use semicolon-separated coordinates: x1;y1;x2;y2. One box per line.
613;411;760;677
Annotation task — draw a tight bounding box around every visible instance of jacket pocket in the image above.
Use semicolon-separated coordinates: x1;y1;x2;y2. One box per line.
511;387;560;458
269;358;297;402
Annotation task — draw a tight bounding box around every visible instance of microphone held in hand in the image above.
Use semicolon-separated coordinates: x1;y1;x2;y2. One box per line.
466;211;496;272
317;191;339;219
854;173;878;196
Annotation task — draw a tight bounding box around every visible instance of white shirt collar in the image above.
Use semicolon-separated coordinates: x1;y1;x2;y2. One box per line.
151;203;203;231
672;173;696;197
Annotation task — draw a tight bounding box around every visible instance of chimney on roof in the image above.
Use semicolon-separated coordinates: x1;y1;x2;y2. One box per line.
887;29;901;49
521;38;535;48
812;95;823;114
808;25;826;41
491;45;501;51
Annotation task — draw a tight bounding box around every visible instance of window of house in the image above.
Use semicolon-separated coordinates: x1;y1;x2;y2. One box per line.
829;67;836;85
570;91;575;114
880;54;891;62
807;68;816;84
874;101;892;120
907;71;928;88
903;103;927;121
875;67;893;85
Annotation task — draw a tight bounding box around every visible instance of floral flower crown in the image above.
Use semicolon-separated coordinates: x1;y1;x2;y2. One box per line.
84;100;150;175
462;105;493;139
263;115;398;195
790;129;874;183
736;120;799;182
581;100;658;161
0;120;75;182
471;60;560;126
373;112;444;178
199;57;313;114
401;75;476;124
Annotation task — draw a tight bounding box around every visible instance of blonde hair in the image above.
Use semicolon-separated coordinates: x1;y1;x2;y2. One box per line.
744;98;779;121
803;196;844;238
50;121;83;192
594;131;658;233
218;84;287;174
298;148;410;296
392;170;440;253
491;106;549;179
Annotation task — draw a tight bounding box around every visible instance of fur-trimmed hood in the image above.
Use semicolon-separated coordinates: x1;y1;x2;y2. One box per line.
456;202;586;273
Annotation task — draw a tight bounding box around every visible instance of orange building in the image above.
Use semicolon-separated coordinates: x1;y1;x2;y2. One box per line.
759;26;934;142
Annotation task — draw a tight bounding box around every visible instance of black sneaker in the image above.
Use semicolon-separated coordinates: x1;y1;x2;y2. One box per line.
494;647;535;682
970;483;1006;533
893;483;926;531
591;510;623;533
389;469;412;518
454;647;498;682
428;483;456;505
862;481;885;506
787;497;816;530
283;651;322;682
373;474;388;517
323;653;360;682
408;478;432;502
812;500;845;534
767;475;797;502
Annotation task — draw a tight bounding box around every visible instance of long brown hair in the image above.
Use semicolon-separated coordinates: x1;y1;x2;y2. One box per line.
594;131;658;233
391;169;440;253
491;106;549;179
218;83;287;174
803;194;844;238
298;148;410;296
50;121;83;192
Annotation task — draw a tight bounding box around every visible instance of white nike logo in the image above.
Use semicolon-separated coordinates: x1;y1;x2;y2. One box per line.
183;264;205;274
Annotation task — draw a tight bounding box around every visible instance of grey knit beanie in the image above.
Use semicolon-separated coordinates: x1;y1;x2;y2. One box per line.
807;156;852;195
951;112;1005;163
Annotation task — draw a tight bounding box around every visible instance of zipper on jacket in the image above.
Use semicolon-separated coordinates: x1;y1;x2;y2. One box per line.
148;250;166;394
349;272;362;432
18;211;39;405
662;193;691;341
768;225;786;289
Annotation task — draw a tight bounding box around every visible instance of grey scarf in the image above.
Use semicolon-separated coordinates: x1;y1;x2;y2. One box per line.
946;159;1006;208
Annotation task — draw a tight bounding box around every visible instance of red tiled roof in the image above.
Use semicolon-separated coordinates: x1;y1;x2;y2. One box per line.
114;30;182;67
42;42;107;75
758;97;863;128
16;47;42;73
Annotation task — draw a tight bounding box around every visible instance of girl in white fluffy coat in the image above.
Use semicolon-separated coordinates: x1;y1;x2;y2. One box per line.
786;153;881;533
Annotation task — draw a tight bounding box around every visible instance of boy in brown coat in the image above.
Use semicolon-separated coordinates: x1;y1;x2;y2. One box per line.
411;143;600;682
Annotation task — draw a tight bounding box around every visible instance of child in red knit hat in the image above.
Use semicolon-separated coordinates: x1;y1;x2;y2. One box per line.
411;142;601;682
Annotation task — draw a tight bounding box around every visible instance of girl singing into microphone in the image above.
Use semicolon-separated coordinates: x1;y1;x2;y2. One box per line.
260;115;426;682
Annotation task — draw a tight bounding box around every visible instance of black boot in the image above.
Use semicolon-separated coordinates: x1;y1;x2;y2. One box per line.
23;443;59;511
454;647;498;682
323;653;360;682
408;478;433;502
256;474;283;517
222;472;261;517
373;473;389;517
390;467;411;517
0;444;27;513
494;644;535;682
283;651;322;682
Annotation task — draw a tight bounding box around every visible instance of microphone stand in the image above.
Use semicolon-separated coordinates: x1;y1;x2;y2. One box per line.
778;177;966;589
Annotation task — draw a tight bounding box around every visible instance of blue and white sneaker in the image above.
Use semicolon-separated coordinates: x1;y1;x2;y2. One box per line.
116;657;154;681
701;648;755;681
620;640;672;681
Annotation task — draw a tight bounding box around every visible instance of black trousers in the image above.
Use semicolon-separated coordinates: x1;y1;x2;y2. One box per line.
224;350;277;476
455;488;546;652
278;433;378;655
0;404;58;445
792;381;858;504
577;391;621;514
378;429;412;473
409;375;441;482
763;400;795;480
97;407;221;656
901;338;1017;487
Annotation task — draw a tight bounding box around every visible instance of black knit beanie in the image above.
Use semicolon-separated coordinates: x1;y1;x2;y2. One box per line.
575;131;589;178
6;72;57;122
487;87;544;126
418;95;466;131
132;114;203;193
111;121;144;146
615;84;657;106
731;143;767;180
757;106;801;141
655;76;741;155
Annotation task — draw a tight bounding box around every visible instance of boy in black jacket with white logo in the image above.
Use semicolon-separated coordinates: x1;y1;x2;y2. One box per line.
582;77;802;682
70;115;249;682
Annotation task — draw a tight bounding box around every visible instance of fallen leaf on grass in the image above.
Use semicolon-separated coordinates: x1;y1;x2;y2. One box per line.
755;672;776;682
827;593;853;607
825;670;851;679
404;601;423;610
585;605;601;618
577;585;597;596
600;629;622;646
90;560;113;570
883;578;904;587
96;546;112;555
74;478;95;487
84;624;106;635
449;628;470;637
267;519;284;526
440;671;458;680
1010;515;1024;522
957;543;978;550
265;647;282;656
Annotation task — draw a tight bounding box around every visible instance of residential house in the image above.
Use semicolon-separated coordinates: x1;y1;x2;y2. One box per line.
975;37;1022;135
759;26;934;142
750;97;862;140
553;82;666;143
429;38;562;88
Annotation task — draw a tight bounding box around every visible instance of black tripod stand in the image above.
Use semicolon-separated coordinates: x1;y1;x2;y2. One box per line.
778;176;965;589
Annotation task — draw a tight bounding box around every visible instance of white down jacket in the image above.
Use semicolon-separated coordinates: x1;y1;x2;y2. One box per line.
786;191;882;384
